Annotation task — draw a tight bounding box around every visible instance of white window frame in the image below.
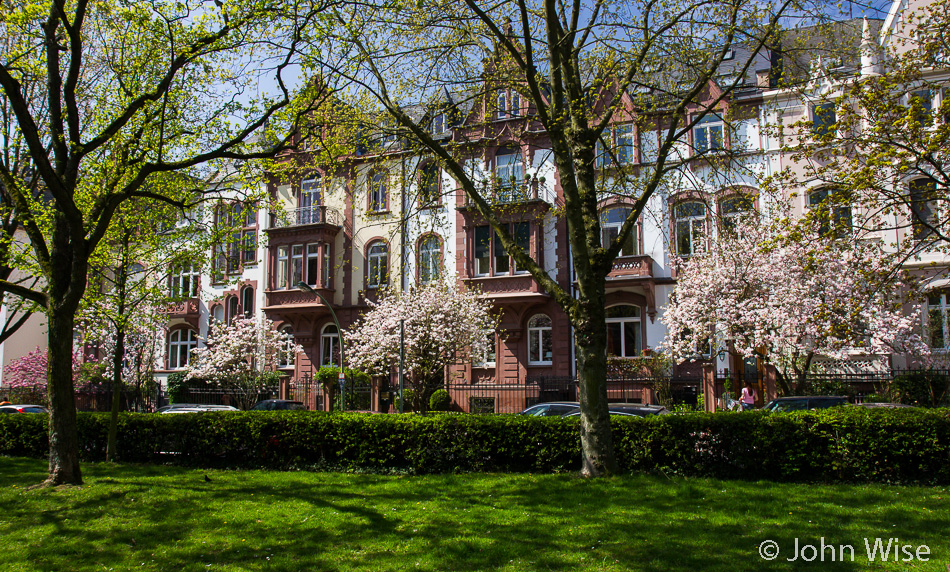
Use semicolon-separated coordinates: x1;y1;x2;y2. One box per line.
367;242;388;288
527;315;553;365
278;326;296;368
692;113;724;154
474;331;497;368
675;202;707;257
321;324;340;367
168;329;197;370
369;170;388;212
605;305;642;358
601;207;638;257
276;246;288;290
419;235;442;284
170;263;199;298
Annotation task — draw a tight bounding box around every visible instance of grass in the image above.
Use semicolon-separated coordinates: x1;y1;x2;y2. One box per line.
0;458;948;571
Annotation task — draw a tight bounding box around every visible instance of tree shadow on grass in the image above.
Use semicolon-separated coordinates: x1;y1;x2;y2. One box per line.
0;459;947;571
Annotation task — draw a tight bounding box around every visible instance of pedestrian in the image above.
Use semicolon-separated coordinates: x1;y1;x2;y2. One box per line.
0;396;10;406
740;381;757;411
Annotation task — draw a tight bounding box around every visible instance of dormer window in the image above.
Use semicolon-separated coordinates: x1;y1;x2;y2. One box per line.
432;112;445;135
495;88;521;120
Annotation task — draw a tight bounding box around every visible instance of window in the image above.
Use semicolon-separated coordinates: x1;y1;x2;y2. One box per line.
213;200;256;275
811;102;837;139
300;178;321;224
419;235;442;284
720;194;755;234
910;178;939;240
474;331;496;367
527;315;553;365
420;163;440;205
692;113;724;153
808;188;852;237
291;245;304;287
322;244;332;288
601;207;638;256
306;244;321;287
321;324;340;366
605;305;642;358
496;88;520;119
595;125;636;168
278;326;296;368
369;170;388;212
367;241;388;288
212;305;224;324
431;112;445;135
226;296;239;323
170;263;199;298
494;147;523;196
168;329;197;369
276;246;288;290
928;290;950;350
909;89;933;127
473;223;532;276
675;202;707;257
241;286;254;318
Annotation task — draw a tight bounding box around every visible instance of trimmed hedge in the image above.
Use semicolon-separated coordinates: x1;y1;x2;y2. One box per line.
2;408;949;483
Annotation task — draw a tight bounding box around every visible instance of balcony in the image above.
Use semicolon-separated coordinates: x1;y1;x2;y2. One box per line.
267;206;344;244
608;255;654;279
270;206;343;229
262;288;336;321
160;298;201;329
464;274;548;303
459;177;552;209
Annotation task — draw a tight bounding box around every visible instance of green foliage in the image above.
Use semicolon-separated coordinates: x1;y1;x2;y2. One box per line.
888;372;950;407
394;388;415;412
429;389;451;411
2;408;949;483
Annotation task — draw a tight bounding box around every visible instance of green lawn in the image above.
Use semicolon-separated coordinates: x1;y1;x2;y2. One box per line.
0;458;947;571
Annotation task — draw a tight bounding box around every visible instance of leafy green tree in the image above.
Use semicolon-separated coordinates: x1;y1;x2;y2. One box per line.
0;0;332;485
308;0;809;475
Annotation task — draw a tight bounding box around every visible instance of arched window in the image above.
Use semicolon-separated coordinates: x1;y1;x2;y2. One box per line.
241;286;254;318
300;177;321;224
212;304;224;324
674;202;707;257
226;295;239;323
527;314;553;365
420;163;441;205
600;207;638;256
168;328;197;369
321;324;340;367
606;305;641;358
278;326;296;368
368;169;388;212
808;188;852;237
419;235;442;284
720;194;755;234
367;241;388;288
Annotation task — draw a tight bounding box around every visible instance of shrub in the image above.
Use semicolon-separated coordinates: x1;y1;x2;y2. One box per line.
2;408;949;483
429;389;451;411
888;372;950;407
394;388;414;412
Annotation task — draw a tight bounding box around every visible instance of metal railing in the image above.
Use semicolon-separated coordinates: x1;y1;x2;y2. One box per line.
271;205;343;228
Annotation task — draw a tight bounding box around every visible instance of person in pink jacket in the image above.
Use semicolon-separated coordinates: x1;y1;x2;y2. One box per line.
740;381;757;410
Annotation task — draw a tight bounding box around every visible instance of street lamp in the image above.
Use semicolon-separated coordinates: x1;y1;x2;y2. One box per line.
297;281;347;412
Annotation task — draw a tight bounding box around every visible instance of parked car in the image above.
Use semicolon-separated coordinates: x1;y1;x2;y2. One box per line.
855;402;917;409
156;404;239;414
761;396;849;412
0;404;48;414
518;402;579;417
251;399;306;411
563;404;669;418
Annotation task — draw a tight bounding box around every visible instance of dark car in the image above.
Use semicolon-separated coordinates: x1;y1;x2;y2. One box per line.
0;404;48;414
855;402;917;409
518;402;580;417
252;399;306;411
761;396;849;412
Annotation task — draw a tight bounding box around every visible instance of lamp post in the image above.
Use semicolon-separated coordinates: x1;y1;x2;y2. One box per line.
297;282;346;412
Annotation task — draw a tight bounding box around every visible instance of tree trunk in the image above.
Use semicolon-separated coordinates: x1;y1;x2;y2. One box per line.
573;303;617;477
106;326;125;462
45;307;82;486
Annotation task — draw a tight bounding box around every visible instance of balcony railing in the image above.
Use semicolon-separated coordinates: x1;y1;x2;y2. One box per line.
609;254;654;278
462;178;548;207
159;298;201;317
271;206;343;229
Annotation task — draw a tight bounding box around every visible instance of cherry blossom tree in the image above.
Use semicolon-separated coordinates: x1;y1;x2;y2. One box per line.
347;281;499;411
187;316;299;410
661;222;929;394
